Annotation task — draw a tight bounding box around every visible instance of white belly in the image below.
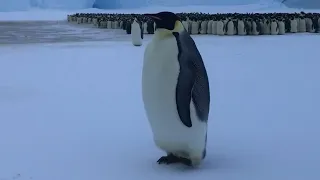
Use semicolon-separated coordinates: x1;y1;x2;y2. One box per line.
131;22;142;46
142;36;207;161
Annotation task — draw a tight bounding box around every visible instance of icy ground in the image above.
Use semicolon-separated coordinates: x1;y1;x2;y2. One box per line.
1;5;320;180
0;21;128;44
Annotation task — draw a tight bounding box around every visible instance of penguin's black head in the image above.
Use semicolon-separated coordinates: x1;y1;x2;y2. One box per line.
144;11;180;31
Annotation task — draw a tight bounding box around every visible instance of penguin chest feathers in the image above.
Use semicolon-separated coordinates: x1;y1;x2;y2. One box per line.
143;23;185;97
143;34;180;87
142;33;187;143
142;34;180;121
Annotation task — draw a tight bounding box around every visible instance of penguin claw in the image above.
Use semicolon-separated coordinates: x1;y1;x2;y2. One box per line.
157;154;192;166
157;156;170;164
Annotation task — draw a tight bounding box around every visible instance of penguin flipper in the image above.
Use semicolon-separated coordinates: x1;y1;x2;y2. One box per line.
176;65;195;128
174;31;210;127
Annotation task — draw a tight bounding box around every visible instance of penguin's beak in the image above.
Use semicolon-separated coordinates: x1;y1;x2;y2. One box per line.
144;13;162;20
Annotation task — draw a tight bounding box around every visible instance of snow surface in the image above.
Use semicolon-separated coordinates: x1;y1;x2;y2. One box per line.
1;5;320;180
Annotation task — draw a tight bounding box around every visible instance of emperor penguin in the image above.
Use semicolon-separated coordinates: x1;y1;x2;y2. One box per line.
290;17;298;33
87;17;92;24
142;22;147;34
82;17;88;23
263;19;271;35
191;20;199;35
200;20;208;34
298;17;306;32
226;19;235;35
312;17;319;33
237;18;246;35
207;19;213;34
182;18;189;32
306;17;313;32
120;20;123;29
278;19;286;35
131;18;143;46
142;11;210;167
216;20;225;36
251;20;260;35
270;19;279;35
107;20;112;29
111;20;116;29
211;19;218;35
245;19;252;35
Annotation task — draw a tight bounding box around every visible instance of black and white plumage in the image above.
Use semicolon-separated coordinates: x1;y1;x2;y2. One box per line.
142;11;210;167
131;18;143;46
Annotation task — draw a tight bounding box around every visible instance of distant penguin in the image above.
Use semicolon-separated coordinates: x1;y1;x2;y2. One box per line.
290;18;298;33
223;18;228;26
87;18;92;24
216;20;225;35
211;20;217;35
259;20;265;35
233;19;238;35
99;20;107;28
107;20;112;29
200;20;208;34
188;20;192;33
285;18;290;33
82;17;88;23
120;21;123;29
306;17;313;32
143;11;210;167
270;19;279;35
115;20;120;29
263;20;271;35
191;20;199;35
139;20;144;39
251;20;260;35
207;20;213;34
76;17;82;24
143;22;148;34
226;20;234;35
237;19;246;35
245;19;252;35
296;18;301;31
111;21;116;29
125;20;132;34
278;19;286;35
93;18;98;26
147;21;155;34
182;19;189;32
312;17;319;33
298;17;306;32
122;20;127;30
131;19;142;46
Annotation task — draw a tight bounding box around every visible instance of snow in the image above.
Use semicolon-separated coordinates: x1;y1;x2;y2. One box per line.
1;5;320;180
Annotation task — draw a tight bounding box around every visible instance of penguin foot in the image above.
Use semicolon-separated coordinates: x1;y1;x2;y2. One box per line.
157;154;192;166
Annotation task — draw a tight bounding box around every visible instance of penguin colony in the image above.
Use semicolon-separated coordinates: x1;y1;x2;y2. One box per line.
67;11;320;35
